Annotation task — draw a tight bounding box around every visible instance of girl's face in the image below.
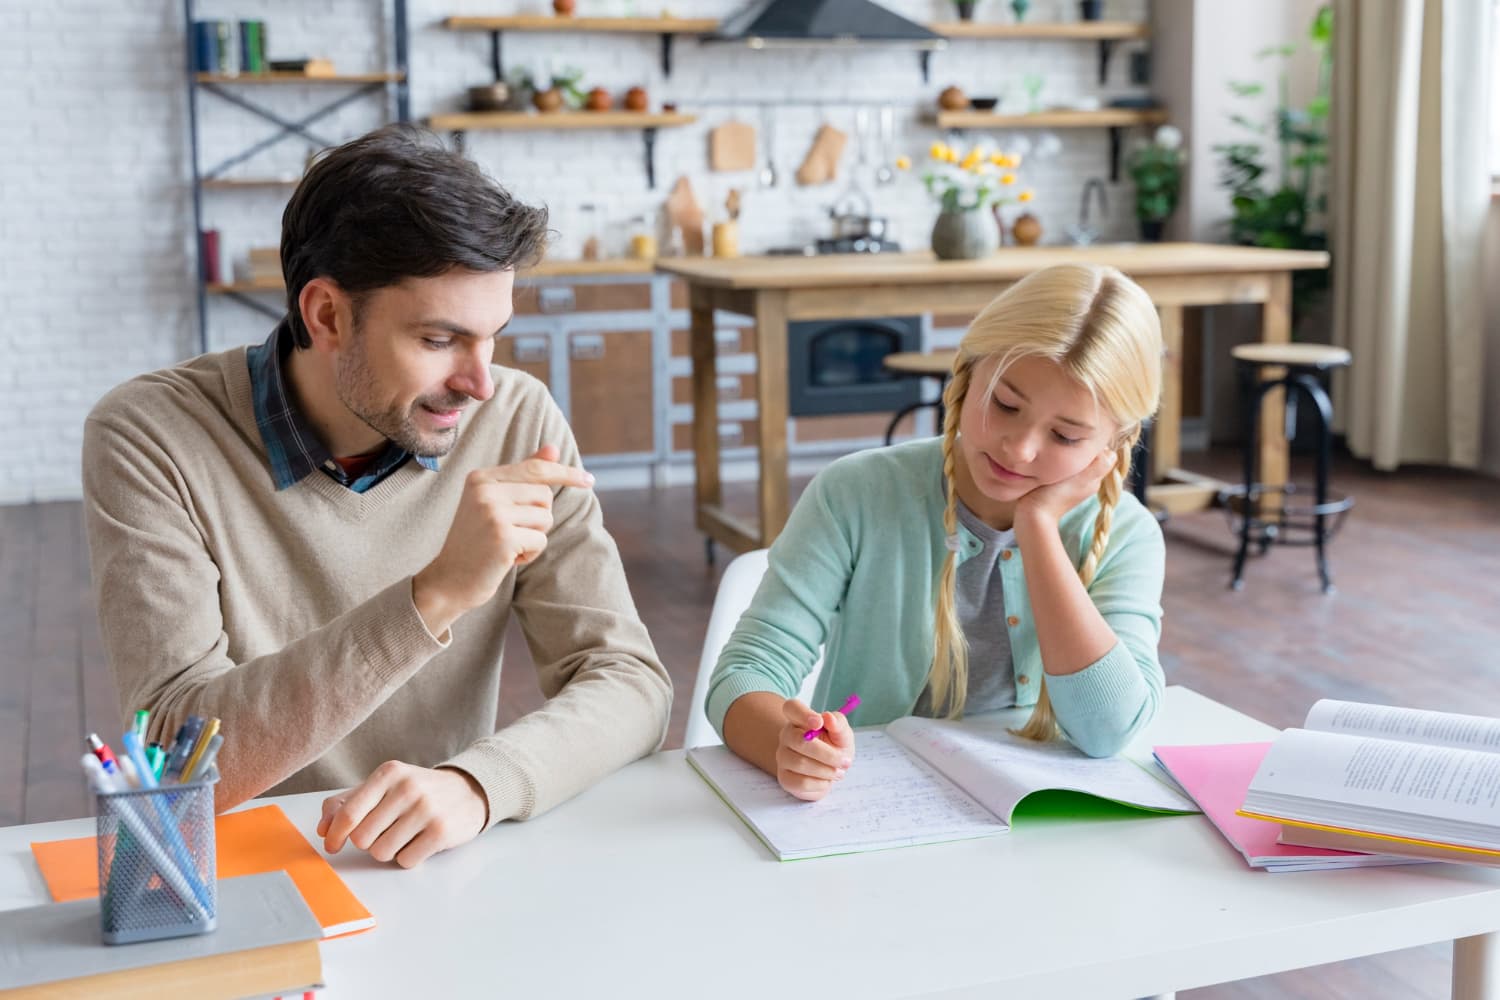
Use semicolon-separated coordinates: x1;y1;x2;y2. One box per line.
957;354;1119;507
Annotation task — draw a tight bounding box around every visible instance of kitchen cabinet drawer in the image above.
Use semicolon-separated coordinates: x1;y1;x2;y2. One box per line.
495;334;551;389
569;329;653;456
793;413;893;443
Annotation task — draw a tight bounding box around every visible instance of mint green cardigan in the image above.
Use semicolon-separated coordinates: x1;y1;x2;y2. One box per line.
705;437;1166;757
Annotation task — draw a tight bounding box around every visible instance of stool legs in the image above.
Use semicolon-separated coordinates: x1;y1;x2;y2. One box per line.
1231;365;1259;591
1292;372;1337;594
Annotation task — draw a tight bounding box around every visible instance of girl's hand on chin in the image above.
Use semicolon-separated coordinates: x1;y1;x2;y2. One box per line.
1015;449;1117;527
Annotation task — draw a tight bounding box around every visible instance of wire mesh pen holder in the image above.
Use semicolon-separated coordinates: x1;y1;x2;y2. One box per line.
94;771;218;945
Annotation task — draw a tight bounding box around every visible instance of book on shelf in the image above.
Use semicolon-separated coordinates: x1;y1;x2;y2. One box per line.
238;20;267;75
688;712;1197;861
0;871;322;998
1153;741;1423;872
1240;699;1500;861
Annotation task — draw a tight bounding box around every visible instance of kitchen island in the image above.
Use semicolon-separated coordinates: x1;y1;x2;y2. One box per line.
657;243;1331;554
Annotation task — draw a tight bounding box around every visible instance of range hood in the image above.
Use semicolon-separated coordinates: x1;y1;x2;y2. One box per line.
706;0;946;49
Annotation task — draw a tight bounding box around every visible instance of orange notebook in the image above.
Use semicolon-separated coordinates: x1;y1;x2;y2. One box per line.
30;804;375;939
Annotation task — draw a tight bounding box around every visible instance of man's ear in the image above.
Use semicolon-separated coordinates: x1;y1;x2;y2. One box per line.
298;277;352;353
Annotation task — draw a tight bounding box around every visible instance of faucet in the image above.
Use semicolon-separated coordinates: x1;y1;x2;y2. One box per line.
1068;178;1109;246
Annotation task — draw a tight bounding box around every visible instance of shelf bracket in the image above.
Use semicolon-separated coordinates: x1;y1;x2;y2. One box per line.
1108;126;1123;182
643;127;659;189
660;34;675;78
490;30;504;83
1097;39;1116;84
919;50;933;84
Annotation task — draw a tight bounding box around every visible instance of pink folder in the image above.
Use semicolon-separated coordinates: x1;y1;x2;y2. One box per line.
1153;742;1414;871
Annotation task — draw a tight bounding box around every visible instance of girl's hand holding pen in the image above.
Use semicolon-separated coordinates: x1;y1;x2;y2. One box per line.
776;698;856;802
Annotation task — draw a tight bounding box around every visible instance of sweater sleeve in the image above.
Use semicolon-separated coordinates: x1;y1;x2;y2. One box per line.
1045;503;1167;757
82;412;449;812
441;397;671;827
704;464;857;738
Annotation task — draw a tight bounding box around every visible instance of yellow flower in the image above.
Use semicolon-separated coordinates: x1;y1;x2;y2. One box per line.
1018;190;1034;203
895;155;912;171
989;152;1007;167
1010;154;1024;168
1000;172;1017;185
930;142;948;160
960;149;982;170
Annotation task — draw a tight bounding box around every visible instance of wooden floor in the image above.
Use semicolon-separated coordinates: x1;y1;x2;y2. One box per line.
3;448;1498;999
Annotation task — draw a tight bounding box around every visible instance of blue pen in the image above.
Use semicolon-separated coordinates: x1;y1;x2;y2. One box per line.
162;716;206;784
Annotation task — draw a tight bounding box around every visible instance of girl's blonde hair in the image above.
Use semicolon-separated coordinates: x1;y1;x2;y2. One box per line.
929;263;1162;741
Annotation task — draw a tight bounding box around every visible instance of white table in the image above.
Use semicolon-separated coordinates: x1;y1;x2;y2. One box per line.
4;687;1500;999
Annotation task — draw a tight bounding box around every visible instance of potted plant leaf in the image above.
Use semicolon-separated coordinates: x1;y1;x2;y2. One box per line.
1127;125;1185;241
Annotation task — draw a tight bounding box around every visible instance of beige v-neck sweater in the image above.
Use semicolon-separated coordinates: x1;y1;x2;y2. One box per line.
81;347;671;826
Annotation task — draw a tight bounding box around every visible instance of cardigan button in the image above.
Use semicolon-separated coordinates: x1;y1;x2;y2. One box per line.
1000;549;1013;561
1007;615;1020;627
1017;675;1029;684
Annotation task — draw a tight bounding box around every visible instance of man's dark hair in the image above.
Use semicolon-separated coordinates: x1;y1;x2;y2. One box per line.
280;123;549;348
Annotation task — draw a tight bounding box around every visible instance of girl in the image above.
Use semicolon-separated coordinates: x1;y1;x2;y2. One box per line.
704;263;1166;801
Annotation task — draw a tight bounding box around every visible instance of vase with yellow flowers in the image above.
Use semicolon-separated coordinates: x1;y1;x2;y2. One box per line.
898;141;1035;260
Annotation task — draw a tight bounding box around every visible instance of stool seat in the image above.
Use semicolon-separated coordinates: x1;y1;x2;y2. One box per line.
1231;343;1351;370
882;350;956;377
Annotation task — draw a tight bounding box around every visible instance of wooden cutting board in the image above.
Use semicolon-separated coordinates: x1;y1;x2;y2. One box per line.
709;120;757;172
796;124;847;186
665;176;705;256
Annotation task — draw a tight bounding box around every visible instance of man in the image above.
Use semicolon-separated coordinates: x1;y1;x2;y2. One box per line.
82;124;671;868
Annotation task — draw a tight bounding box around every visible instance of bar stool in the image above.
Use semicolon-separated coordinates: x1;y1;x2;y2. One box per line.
881;350;956;445
1221;342;1354;594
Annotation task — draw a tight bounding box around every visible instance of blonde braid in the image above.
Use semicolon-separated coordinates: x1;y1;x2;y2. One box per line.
1012;427;1139;742
928;364;973;719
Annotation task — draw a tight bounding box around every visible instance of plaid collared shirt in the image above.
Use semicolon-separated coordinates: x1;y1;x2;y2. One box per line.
247;319;439;493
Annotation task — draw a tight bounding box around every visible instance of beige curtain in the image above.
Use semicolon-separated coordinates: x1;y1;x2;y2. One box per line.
1330;0;1491;470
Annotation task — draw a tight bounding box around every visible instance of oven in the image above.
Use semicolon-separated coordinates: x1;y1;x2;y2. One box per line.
786;315;923;417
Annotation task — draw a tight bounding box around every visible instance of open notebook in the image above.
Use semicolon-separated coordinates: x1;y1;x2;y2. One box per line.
31;804;374;939
688;713;1197;860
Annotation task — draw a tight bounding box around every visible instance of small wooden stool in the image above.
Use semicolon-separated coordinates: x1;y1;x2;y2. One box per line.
1222;342;1354;593
881;350;956;444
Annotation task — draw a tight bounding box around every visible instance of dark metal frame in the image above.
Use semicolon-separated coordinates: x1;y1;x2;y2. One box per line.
183;0;410;352
1226;361;1355;594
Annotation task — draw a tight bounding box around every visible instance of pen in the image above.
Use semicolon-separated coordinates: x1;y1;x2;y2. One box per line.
803;694;861;742
120;731;215;913
146;742;166;780
161;716;206;784
86;734;119;774
180;718;220;784
132;709;150;741
182;733;223;784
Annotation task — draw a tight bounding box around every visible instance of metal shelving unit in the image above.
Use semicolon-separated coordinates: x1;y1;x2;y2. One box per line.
183;0;409;351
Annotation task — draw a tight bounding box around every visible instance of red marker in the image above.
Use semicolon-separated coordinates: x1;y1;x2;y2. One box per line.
85;733;119;774
803;694;861;742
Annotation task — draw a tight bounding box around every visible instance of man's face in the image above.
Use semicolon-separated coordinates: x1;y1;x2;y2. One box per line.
334;268;515;457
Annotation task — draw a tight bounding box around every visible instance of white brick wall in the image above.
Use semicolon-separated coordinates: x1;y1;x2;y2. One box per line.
0;0;1148;504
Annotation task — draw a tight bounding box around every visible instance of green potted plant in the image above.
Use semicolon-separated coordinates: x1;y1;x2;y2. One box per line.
1214;4;1332;309
954;0;978;21
899;141;1034;259
1127;125;1185;241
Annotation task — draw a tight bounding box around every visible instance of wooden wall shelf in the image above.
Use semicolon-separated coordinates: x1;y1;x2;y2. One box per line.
441;16;719;33
931;108;1169;181
929;21;1148;40
195;72;406;84
428;111;696;131
200;178;301;189
933;108;1167;129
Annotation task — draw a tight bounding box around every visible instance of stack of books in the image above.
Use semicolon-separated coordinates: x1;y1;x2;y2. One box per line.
245;247;283;287
1239;699;1500;867
192;20;268;75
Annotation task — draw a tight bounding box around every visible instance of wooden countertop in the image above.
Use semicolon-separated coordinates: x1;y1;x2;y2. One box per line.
654;244;1331;290
525;258;656;278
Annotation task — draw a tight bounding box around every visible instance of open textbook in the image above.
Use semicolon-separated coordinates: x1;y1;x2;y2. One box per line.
687;713;1197;860
1241;699;1500;857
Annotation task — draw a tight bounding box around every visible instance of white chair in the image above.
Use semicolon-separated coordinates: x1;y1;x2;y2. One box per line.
682;549;824;749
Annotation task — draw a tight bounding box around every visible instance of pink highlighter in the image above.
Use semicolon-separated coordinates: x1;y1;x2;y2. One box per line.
803;694;861;742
